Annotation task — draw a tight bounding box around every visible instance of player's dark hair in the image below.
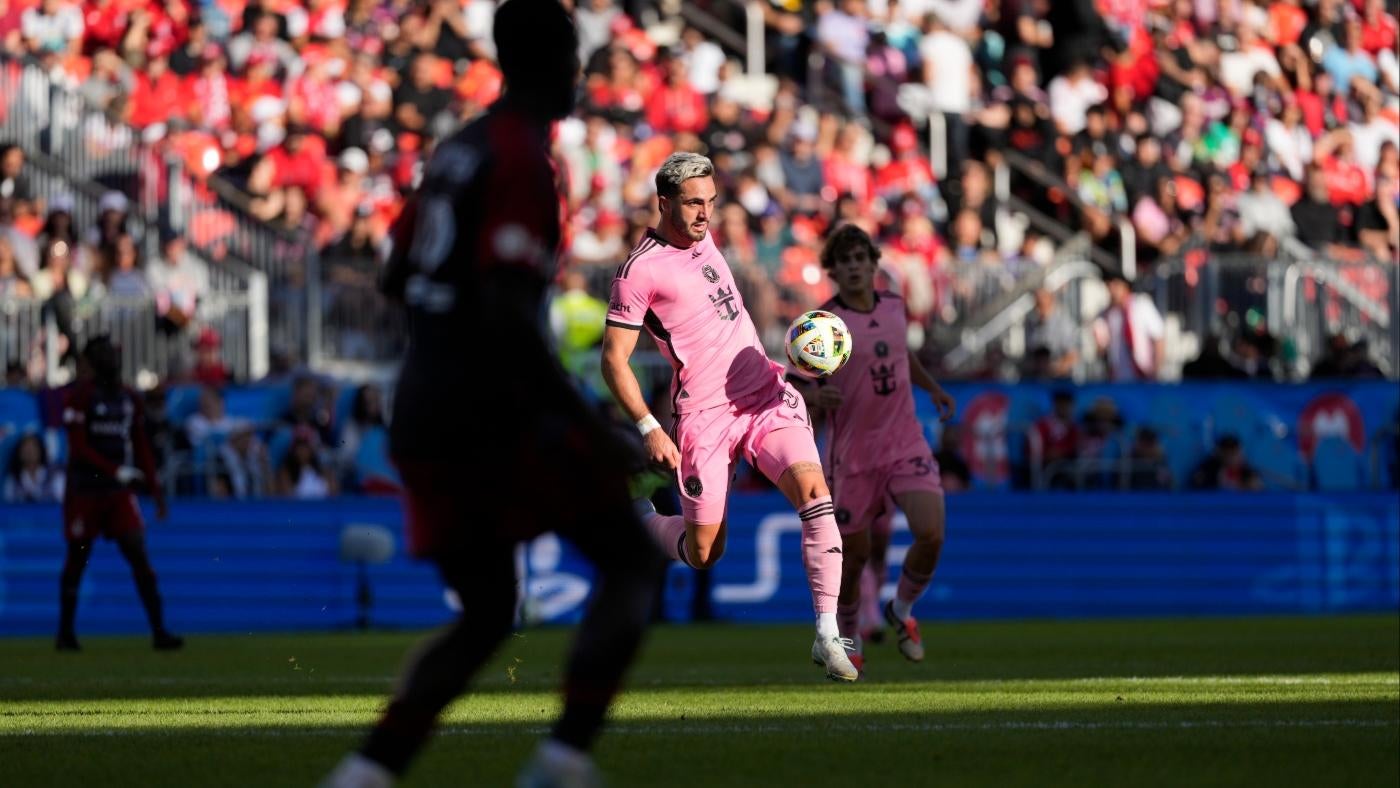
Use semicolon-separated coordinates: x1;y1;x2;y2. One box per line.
82;335;122;389
820;224;882;270
494;0;576;90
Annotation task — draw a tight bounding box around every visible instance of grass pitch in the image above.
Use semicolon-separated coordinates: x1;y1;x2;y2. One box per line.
1;615;1396;787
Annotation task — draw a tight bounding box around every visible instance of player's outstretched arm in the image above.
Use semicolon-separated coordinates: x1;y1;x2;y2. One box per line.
908;350;956;422
601;325;680;469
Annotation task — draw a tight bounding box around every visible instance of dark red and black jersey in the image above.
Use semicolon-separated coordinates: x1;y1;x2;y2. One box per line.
382;104;601;461
63;382;161;498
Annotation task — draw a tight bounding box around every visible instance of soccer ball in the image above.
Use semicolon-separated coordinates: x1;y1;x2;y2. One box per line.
786;310;853;378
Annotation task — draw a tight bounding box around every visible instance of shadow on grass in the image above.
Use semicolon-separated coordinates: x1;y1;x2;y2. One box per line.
1;615;1397;702
2;701;1397;788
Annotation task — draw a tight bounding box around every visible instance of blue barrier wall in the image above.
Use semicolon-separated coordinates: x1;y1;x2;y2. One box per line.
2;493;1396;635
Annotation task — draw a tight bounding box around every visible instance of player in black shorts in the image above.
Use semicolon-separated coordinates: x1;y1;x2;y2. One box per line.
322;2;664;786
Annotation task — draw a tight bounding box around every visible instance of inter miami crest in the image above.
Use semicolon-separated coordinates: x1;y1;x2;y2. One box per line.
871;362;897;396
874;340;890;358
702;264;719;283
684;476;704;496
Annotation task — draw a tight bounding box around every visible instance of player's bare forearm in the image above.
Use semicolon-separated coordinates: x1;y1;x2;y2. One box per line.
909;349;956;420
907;350;941;394
601;326;651;422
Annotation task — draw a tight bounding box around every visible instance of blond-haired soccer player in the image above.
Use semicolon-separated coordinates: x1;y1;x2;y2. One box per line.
601;152;858;681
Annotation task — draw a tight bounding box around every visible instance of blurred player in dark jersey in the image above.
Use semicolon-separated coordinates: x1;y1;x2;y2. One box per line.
323;2;663;787
57;336;182;652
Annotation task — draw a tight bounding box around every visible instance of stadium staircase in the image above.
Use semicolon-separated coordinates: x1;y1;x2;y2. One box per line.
0;55;269;385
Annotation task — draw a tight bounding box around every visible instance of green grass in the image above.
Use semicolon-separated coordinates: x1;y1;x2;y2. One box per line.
2;616;1397;787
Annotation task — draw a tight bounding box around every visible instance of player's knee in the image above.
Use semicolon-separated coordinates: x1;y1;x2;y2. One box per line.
801;478;830;501
914;528;945;551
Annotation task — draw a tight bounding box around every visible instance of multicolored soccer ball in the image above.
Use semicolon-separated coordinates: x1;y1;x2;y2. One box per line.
785;310;852;378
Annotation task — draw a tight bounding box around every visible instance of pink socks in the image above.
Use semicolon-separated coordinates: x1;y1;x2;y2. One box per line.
798;496;841;615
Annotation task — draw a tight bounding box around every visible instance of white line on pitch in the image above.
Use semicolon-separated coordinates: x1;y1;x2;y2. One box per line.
8;718;1397;738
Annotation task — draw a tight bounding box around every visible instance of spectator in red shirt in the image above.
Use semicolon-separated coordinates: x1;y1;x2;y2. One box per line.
1316;128;1371;207
249;125;330;201
873;133;936;205
1358;0;1398;56
129;47;190;128
189;327;230;387
288;50;341;136
188;44;232;130
822;121;873;209
1027;389;1080;489
82;0;129;54
644;54;707;135
586;45;651;120
230;49;284;109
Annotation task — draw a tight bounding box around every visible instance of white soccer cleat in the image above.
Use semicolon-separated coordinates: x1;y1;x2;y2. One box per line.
320;754;395;788
516;739;604;788
883;600;925;662
811;635;860;682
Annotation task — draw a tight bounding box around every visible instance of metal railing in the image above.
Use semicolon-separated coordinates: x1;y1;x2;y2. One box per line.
2;293;257;385
1001;149;1135;278
1144;247;1394;378
939;256;1105;377
3;54;292;374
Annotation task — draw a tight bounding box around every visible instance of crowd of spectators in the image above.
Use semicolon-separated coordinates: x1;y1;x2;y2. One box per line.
1;135;218;385
1;0;1396;386
0;374;395;502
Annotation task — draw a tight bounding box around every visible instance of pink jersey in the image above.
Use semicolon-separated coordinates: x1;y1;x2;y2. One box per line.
818;291;931;475
607;230;782;413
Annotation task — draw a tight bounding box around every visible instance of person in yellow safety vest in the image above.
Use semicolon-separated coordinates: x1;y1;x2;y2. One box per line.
550;269;609;382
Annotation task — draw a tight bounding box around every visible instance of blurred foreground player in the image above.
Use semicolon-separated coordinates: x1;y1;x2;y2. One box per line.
791;225;954;674
600;153;858;682
323;2;663;787
57;336;182;652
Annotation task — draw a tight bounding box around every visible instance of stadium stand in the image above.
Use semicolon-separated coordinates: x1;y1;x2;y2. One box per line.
0;0;1397;500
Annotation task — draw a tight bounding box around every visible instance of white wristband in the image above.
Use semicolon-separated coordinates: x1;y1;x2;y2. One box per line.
636;414;661;436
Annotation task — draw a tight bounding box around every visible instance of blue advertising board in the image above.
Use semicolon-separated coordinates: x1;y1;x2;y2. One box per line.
2;492;1396;636
913;381;1399;490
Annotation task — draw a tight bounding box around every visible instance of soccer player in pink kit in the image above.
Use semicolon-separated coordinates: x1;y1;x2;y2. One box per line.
792;225;955;673
601;152;858;681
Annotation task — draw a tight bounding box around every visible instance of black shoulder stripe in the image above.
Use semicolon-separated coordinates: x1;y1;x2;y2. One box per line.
605;318;642;330
619;238;657;279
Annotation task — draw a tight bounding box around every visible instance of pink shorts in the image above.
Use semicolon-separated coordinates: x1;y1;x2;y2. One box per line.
673;381;821;523
831;454;943;536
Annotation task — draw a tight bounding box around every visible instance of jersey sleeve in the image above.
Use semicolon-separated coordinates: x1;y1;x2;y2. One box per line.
606;267;650;329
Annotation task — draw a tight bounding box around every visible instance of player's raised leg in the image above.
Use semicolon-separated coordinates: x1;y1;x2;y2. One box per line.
754;415;857;681
884;487;947;662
